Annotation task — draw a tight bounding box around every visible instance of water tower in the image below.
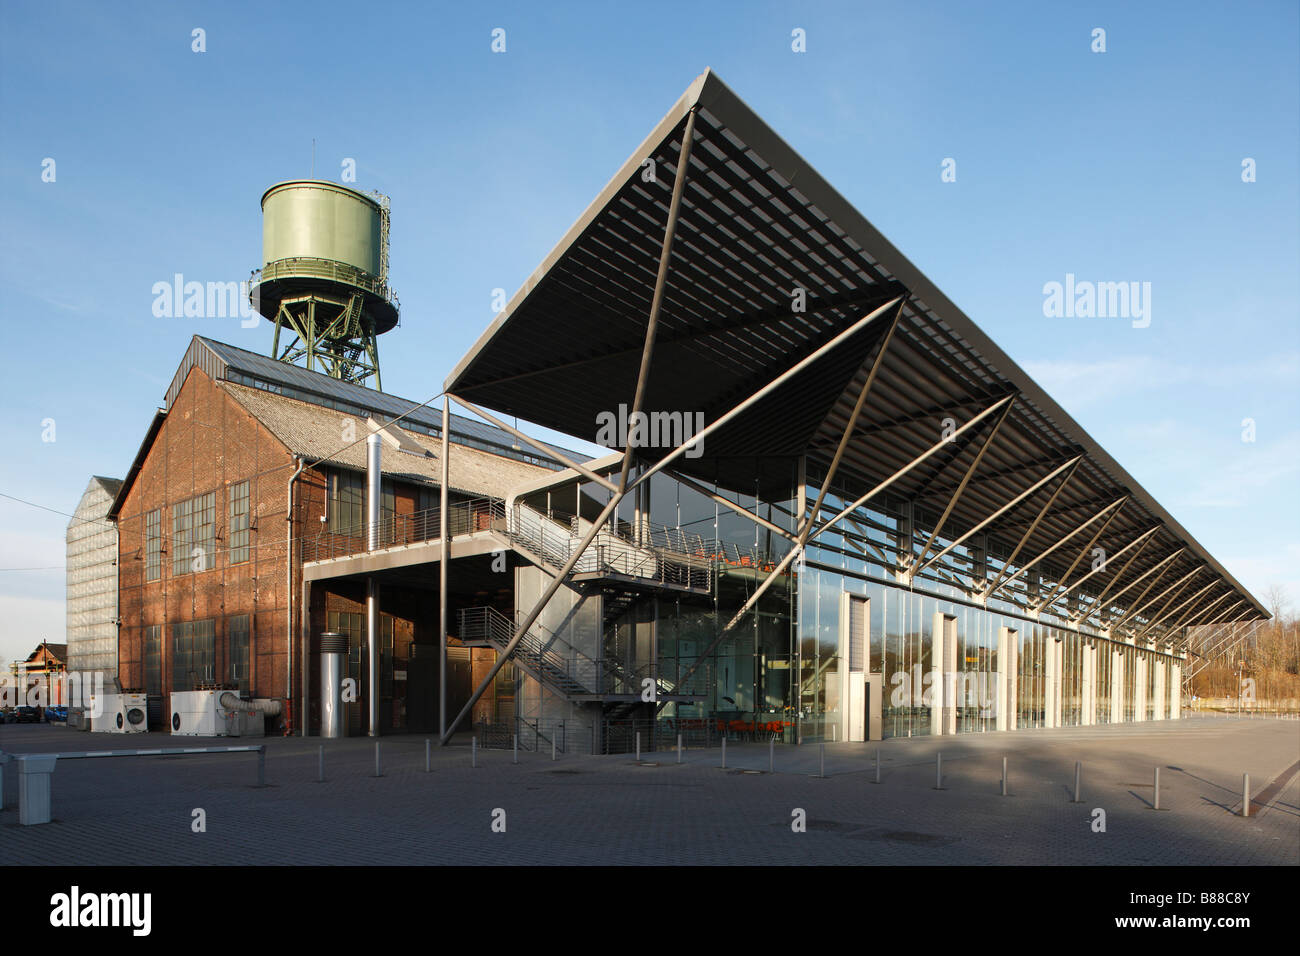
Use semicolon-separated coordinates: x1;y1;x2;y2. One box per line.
249;181;399;391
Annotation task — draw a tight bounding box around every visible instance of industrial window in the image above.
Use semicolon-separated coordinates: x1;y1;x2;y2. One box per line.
229;614;250;694
172;492;215;575
145;509;162;581
144;625;162;696
172;619;215;691
327;610;365;645
328;471;365;534
327;470;395;535
228;481;250;564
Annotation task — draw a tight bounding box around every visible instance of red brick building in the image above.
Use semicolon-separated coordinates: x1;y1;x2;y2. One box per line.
108;336;552;735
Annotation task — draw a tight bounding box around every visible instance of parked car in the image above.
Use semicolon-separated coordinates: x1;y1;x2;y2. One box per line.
0;708;16;724
44;705;68;722
14;706;41;723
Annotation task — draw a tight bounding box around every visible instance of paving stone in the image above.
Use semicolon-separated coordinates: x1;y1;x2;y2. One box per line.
1;715;1296;865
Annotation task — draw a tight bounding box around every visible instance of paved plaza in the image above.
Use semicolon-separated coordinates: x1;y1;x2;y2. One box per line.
2;716;1296;865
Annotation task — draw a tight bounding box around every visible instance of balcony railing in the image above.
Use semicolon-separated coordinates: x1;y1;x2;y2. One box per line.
302;497;504;563
251;257;400;309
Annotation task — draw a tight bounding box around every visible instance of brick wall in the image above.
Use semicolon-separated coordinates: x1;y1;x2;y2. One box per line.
116;365;445;733
117;367;299;725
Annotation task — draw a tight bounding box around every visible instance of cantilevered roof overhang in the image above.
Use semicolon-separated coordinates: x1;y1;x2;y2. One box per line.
445;69;1267;629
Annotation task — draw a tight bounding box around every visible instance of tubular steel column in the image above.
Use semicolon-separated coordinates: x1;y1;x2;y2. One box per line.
617;107;698;494
439;395;450;741
366;432;381;738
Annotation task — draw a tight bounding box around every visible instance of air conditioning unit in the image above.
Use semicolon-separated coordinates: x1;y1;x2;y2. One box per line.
170;690;272;736
88;693;148;733
119;693;148;733
170;690;221;736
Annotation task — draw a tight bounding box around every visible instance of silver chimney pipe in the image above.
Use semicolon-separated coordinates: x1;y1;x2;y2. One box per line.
366;433;382;551
316;633;347;738
366;432;381;737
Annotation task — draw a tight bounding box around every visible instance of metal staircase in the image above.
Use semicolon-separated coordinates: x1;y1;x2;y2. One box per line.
458;606;595;699
506;503;713;593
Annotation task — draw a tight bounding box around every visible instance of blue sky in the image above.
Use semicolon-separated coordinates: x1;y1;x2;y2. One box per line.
1;0;1296;665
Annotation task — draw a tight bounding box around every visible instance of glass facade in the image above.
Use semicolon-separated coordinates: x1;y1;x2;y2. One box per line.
533;463;1185;741
504;452;1187;746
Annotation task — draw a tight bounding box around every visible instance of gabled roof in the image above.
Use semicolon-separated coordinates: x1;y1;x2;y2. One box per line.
170;335;579;469
445;68;1267;627
107;409;166;520
219;380;548;499
108;341;557;518
24;641;67;665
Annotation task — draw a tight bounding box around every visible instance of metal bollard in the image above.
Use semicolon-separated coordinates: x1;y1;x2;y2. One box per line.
1242;773;1250;817
1001;756;1007;797
425;739;431;773
769;737;774;773
934;751;942;790
374;741;382;778
1153;766;1160;810
1073;761;1082;803
318;745;324;783
636;731;641;763
721;736;727;769
677;734;682;764
552;735;556;762
513;734;518;765
472;736;477;769
874;749;881;785
820;743;825;779
257;747;266;787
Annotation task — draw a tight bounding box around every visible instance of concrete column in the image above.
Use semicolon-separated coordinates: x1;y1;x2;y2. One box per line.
1006;629;1018;730
1133;655;1147;722
1045;638;1061;729
1080;644;1094;726
996;627;1009;732
1152;656;1165;721
944;618;957;736
17;754;58;826
931;612;944;736
1170;662;1181;719
1111;649;1124;724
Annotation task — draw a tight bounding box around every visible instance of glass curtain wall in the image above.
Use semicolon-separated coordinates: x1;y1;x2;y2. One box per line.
526;463;1178;742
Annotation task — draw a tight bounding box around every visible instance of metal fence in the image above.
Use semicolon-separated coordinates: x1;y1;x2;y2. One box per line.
473;717;573;754
595;716;787;754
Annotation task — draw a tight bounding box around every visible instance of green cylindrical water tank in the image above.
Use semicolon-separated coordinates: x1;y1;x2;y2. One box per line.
251;179;398;335
261;180;382;276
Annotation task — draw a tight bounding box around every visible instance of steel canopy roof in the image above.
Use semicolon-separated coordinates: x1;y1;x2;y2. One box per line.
446;69;1266;628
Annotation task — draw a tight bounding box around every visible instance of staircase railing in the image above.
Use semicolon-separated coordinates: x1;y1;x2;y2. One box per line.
458;606;601;699
507;502;714;591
